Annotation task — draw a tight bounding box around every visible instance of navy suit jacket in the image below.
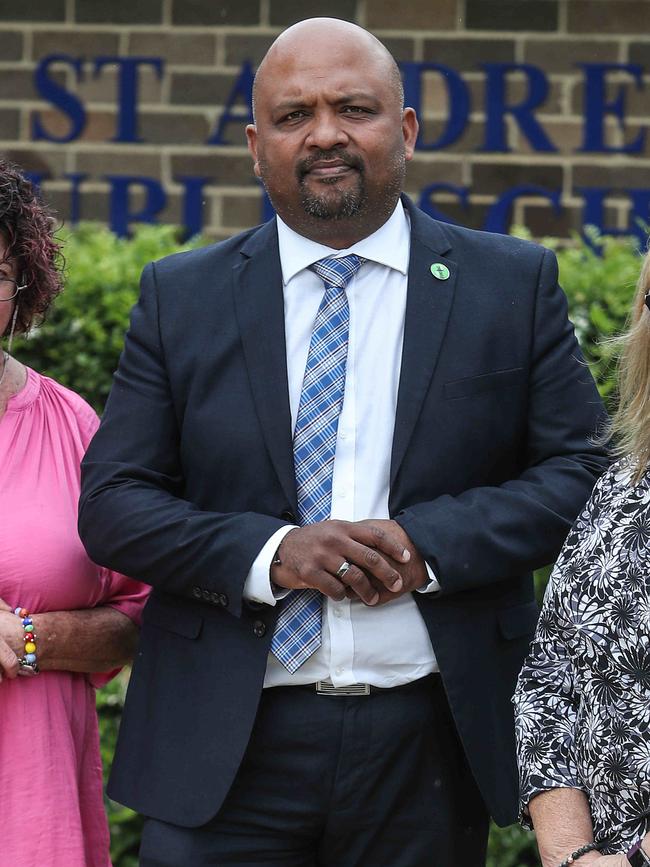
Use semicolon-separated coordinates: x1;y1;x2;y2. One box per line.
79;198;608;828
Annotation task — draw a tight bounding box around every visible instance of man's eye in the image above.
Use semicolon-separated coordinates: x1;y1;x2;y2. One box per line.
342;106;370;114
284;111;307;122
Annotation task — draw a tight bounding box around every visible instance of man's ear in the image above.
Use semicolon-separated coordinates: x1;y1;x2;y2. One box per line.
402;108;419;162
246;125;262;178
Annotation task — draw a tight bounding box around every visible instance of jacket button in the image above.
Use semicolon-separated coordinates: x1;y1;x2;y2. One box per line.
253;620;267;637
219;593;229;607
280;509;296;522
192;586;201;599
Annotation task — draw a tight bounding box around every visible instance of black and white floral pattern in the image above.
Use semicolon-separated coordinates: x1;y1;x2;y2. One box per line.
514;459;650;853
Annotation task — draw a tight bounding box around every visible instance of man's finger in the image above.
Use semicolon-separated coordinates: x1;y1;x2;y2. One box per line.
343;540;403;592
357;522;411;563
335;563;379;606
309;571;348;602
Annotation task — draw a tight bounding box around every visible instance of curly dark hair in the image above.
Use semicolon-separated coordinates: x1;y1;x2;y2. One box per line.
0;158;64;337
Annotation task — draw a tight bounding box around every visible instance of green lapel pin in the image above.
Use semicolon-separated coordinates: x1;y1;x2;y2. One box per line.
430;262;450;281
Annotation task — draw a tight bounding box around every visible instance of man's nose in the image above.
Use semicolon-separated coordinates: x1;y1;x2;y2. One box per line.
306;112;349;149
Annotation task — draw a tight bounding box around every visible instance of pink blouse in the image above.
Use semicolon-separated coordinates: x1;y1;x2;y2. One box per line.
0;368;150;867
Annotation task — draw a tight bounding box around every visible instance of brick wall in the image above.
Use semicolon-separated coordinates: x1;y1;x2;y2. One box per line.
0;0;649;240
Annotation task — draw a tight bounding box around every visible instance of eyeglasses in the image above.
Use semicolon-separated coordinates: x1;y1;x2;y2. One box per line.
0;277;26;301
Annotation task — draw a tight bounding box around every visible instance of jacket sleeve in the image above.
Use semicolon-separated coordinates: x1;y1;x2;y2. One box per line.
395;247;609;595
78;261;289;619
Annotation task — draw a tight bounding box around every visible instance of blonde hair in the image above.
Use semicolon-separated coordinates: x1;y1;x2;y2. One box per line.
608;249;650;481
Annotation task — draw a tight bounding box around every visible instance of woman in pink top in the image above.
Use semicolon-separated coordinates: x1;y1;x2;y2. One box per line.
0;159;150;866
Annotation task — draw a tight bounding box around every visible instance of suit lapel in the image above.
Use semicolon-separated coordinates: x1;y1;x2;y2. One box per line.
232;222;298;514
390;205;458;486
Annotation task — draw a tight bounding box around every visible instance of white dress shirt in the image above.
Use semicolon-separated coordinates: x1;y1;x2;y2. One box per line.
244;202;438;688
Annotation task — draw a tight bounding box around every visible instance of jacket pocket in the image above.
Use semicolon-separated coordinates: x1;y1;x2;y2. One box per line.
143;595;203;639
444;367;525;400
497;600;539;640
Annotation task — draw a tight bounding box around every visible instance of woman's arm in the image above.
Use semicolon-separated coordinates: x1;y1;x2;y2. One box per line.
530;788;626;866
0;598;139;674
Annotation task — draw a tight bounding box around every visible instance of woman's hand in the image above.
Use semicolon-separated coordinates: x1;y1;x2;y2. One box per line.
0;597;21;681
571;832;650;866
0;597;24;654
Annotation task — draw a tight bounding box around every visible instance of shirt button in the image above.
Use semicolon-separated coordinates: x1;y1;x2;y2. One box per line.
339;431;348;440
333;609;342;618
335;666;344;675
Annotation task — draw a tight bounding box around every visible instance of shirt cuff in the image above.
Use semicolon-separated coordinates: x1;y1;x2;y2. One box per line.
243;525;296;606
415;561;441;594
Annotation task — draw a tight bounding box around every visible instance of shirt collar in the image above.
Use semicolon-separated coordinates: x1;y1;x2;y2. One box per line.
276;201;410;286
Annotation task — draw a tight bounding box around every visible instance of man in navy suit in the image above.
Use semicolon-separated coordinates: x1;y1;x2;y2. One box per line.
79;17;608;867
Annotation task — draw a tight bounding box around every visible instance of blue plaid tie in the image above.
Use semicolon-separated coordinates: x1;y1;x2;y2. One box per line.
271;254;364;673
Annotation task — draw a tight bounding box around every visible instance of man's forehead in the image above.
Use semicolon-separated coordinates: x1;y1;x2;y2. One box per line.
268;82;381;105
256;52;391;102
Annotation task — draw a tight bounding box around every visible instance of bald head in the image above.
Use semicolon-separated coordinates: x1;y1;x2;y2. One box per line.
252;18;404;121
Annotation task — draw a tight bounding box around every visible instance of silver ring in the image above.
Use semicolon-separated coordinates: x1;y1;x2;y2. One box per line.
335;560;351;579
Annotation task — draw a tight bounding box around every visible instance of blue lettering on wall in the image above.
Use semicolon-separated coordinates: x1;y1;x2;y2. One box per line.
174;176;212;238
400;63;470;150
26;56;650;241
32;55;87;142
94;56;164;143
105;175;168;236
481;63;556;153
206;60;255;145
63;172;88;224
579;63;646;153
417;183;470;223
577;186;650;246
483;185;562;234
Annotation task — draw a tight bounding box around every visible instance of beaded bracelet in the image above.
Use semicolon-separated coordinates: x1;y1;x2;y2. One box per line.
557;841;599;866
13;607;39;675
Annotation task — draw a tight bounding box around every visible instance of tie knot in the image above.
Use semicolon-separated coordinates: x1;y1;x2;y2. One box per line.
310;254;364;290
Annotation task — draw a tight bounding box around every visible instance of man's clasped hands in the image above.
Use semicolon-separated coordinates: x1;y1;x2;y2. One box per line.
270;518;430;606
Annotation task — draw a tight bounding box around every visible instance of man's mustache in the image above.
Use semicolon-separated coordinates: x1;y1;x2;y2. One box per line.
297;151;364;179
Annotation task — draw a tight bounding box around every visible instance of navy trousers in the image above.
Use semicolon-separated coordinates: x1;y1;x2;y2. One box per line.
139;675;489;867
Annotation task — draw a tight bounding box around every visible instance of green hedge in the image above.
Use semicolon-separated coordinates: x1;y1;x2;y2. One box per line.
15;224;645;867
16;224;205;413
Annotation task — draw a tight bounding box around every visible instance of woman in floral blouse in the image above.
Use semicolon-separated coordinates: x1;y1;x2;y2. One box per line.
515;250;650;867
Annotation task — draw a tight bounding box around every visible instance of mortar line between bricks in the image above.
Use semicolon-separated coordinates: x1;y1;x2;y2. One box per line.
11;24;642;40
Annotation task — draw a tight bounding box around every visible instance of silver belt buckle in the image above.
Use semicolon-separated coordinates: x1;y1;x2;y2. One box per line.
315;681;371;696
